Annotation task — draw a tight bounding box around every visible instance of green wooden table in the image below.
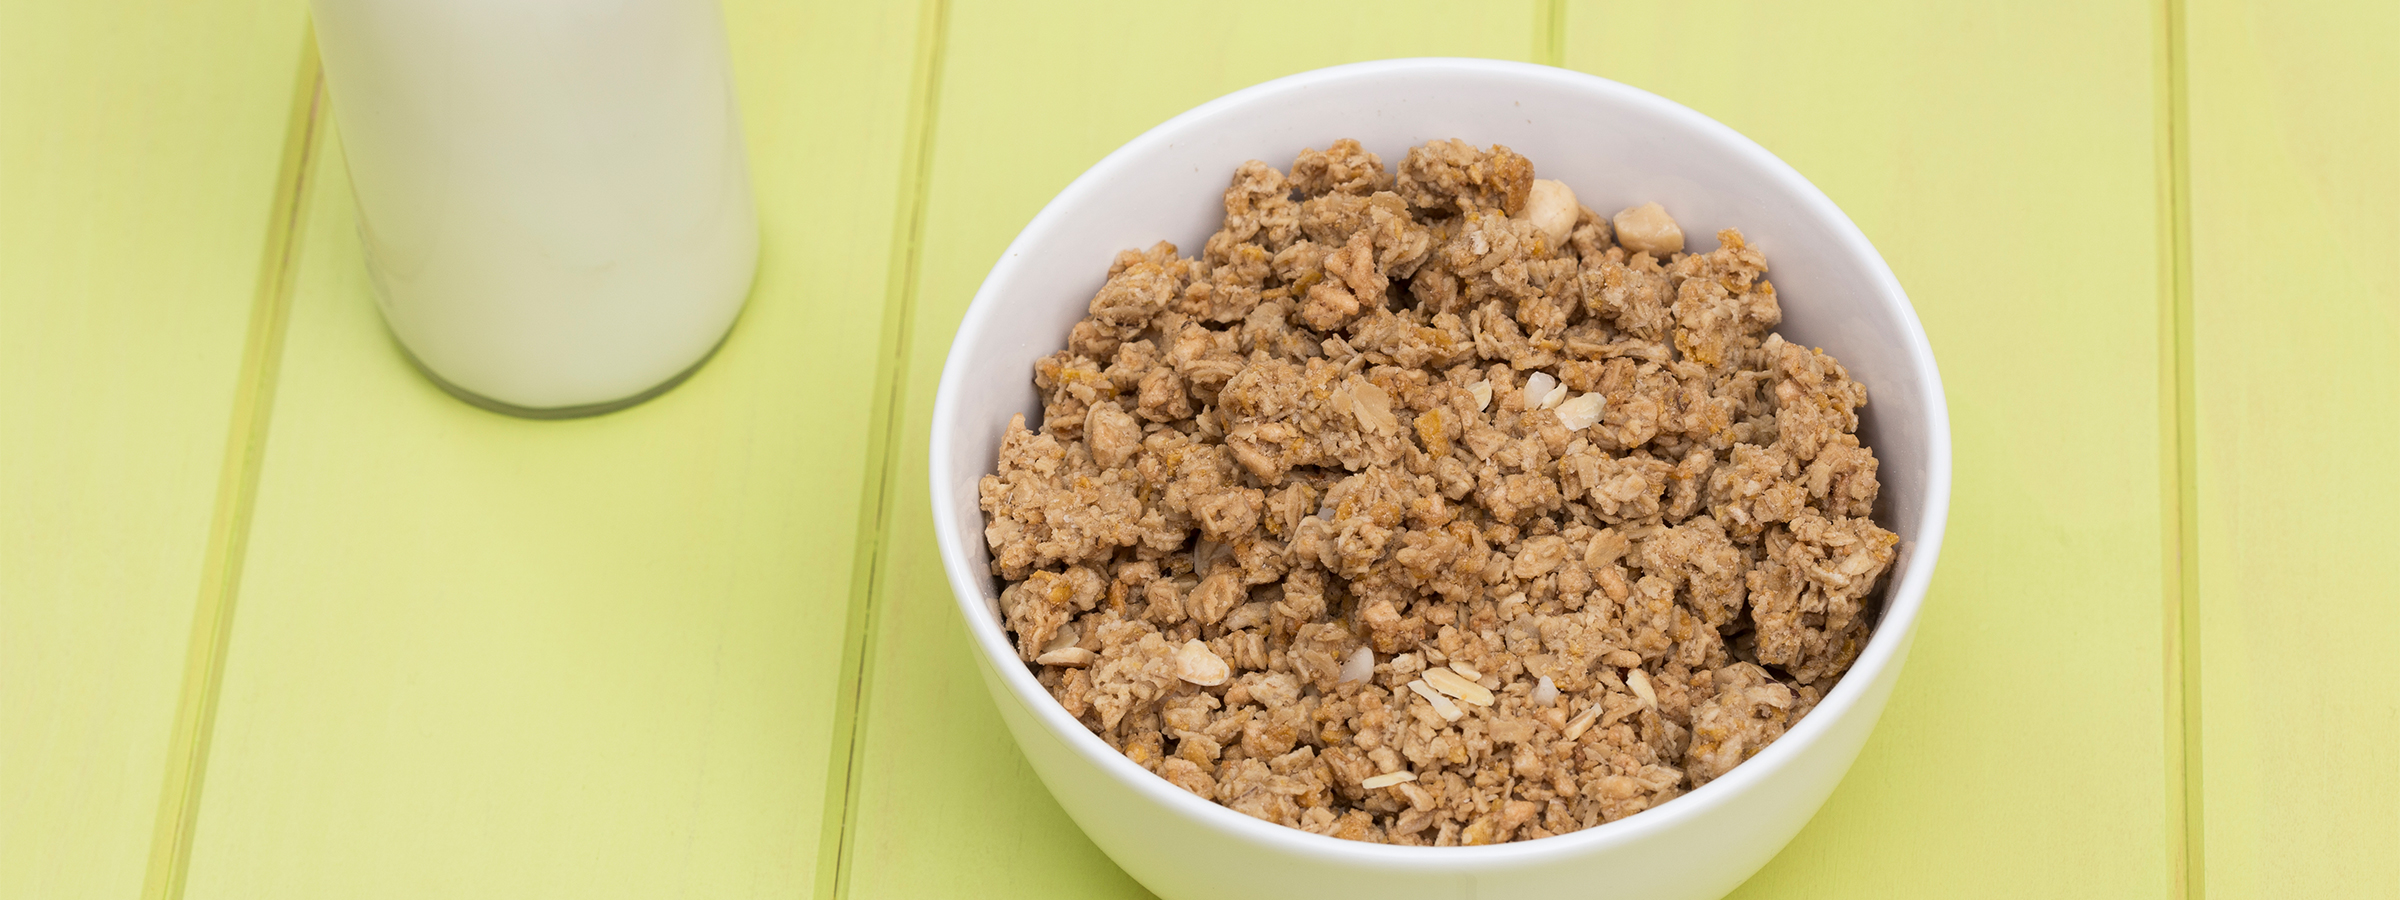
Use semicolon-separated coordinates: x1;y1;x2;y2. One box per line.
6;1;2392;897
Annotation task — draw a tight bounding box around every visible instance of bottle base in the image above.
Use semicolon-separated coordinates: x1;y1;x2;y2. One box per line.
391;329;732;420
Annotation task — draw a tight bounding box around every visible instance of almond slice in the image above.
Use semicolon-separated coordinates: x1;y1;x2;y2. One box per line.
1555;392;1605;430
1351;378;1399;434
1449;660;1481;681
1539;381;1569;410
1584;528;1630;568
1562;704;1602;742
1627;667;1658;709
1467;380;1493;412
1036;647;1096;667
1338;646;1375;684
1406;679;1465;722
1422;666;1495;707
1040;624;1080;655
1361;771;1417;789
1523;371;1557;407
1176;639;1230;686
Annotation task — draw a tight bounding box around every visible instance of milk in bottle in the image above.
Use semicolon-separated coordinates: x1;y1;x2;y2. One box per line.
311;0;758;415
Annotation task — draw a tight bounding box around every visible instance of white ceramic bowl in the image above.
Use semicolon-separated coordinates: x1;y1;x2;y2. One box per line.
928;58;1950;900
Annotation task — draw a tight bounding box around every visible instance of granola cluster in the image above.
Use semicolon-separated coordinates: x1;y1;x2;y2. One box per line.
978;139;1898;845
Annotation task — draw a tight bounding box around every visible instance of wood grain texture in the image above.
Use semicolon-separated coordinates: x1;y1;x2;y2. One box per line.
1565;1;2179;897
837;3;1540;898
0;4;308;898
2185;0;2400;896
173;3;923;897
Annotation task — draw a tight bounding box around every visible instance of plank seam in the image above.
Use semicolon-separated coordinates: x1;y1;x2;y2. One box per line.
813;1;952;898
1536;0;1566;67
2158;0;2204;896
137;30;323;900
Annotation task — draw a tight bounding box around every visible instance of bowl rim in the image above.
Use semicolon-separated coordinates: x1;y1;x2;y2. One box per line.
927;57;1952;869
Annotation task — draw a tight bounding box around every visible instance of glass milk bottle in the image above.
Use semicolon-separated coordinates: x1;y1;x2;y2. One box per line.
311;0;758;416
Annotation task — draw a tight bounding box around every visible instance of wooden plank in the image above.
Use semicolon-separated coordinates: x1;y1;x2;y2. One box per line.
1563;1;2181;896
175;3;925;896
0;4;309;898
2184;1;2400;896
838;3;1541;898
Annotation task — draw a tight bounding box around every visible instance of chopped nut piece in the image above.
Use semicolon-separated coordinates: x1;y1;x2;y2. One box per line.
1520;178;1579;246
1422;666;1496;707
1612;202;1685;255
1176;639;1230;686
1531;675;1559;707
1361;771;1418;789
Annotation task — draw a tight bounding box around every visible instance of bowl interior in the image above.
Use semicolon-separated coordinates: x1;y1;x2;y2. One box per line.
928;58;1948;857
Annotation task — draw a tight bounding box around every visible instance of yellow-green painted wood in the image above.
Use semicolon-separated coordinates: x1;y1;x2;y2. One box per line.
836;3;1541;898
2185;1;2400;896
1566;2;2180;896
15;1;2397;896
173;3;925;896
0;3;309;898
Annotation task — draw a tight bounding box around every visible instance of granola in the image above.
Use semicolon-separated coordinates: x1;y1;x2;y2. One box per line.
979;139;1898;845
